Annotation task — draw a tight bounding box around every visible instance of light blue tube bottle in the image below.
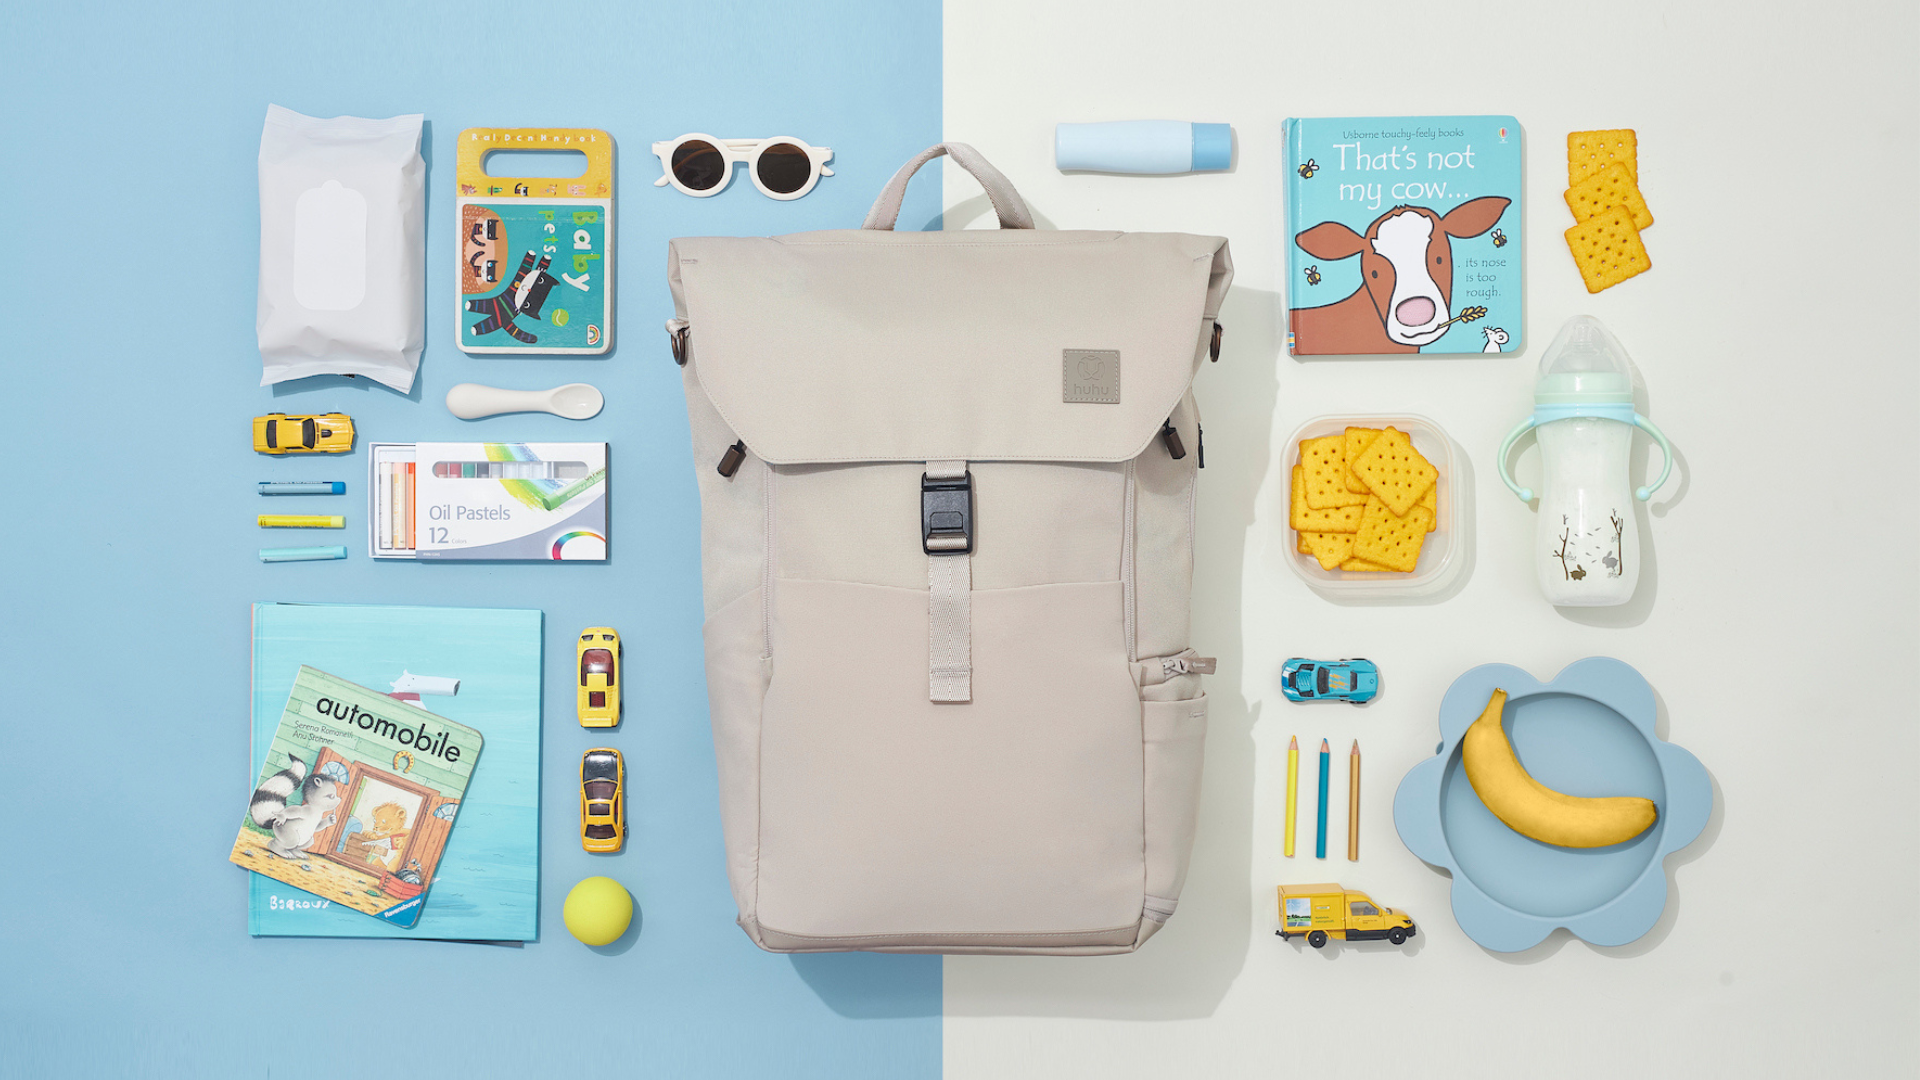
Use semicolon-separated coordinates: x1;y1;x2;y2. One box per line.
1055;121;1233;174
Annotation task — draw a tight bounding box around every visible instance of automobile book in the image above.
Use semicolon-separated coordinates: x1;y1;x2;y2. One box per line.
232;666;480;927
1283;115;1522;356
245;602;541;941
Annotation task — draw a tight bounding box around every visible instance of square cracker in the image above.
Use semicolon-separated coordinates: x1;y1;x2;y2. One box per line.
1565;161;1653;231
1340;557;1397;572
1568;129;1637;187
1353;495;1434;572
1344;426;1384;493
1301;434;1367;509
1290;465;1365;533
1301;531;1356;571
1420;483;1437;532
1564;205;1651;293
1349;427;1438;517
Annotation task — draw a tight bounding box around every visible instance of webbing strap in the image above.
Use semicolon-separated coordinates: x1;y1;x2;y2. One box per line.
926;460;972;703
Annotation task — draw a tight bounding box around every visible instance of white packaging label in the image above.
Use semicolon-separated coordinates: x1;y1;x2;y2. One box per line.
293;179;368;310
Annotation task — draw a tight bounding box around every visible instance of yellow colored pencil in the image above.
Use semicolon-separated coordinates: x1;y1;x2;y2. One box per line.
1284;735;1299;858
1348;739;1361;861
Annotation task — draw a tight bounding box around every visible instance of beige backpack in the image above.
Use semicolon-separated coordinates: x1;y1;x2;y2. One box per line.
666;144;1232;954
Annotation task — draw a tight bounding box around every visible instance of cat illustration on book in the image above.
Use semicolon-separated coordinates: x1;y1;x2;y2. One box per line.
466;250;559;344
249;753;343;860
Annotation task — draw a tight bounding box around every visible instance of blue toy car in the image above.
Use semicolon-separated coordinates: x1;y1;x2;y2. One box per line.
1281;658;1379;703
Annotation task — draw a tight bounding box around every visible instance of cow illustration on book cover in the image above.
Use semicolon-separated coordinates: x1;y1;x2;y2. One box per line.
1289;197;1509;354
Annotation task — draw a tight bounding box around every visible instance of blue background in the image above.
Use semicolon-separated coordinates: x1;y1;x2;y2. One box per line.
0;2;943;1076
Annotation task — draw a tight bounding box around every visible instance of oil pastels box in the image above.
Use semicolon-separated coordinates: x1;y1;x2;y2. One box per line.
369;441;607;560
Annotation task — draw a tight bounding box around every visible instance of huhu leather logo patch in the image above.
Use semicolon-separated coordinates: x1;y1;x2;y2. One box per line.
1063;349;1120;404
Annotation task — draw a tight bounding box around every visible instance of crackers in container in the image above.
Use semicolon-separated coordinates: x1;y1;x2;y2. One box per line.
1290;426;1439;574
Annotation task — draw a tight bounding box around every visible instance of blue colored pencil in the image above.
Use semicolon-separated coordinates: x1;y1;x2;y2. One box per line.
1315;738;1330;859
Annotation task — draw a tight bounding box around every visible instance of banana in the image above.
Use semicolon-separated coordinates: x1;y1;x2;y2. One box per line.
1461;688;1657;848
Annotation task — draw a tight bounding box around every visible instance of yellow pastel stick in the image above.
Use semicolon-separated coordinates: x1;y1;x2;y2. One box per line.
258;514;345;528
1284;735;1299;858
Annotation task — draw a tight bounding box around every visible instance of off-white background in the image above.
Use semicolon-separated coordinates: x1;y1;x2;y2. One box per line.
941;1;1918;1075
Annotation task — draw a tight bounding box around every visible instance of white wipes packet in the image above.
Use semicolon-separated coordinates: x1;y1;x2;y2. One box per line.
258;105;425;392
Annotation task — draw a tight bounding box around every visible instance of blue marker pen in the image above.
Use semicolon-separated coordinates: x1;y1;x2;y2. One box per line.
259;481;346;495
259;545;348;562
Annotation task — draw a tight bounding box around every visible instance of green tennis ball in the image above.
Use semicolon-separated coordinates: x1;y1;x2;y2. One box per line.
563;876;632;946
552;309;570;326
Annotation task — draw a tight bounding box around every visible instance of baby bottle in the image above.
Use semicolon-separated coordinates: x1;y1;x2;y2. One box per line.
1498;315;1672;606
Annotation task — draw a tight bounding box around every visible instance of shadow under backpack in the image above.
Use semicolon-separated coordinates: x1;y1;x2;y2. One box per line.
666;143;1232;954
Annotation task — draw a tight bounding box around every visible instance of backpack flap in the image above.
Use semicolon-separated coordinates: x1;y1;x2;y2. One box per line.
668;228;1232;465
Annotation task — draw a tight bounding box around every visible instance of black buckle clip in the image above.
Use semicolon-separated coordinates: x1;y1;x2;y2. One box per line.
1209;321;1224;362
922;471;973;555
669;325;690;366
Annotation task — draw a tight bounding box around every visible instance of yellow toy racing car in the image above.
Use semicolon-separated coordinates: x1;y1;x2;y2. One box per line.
577;627;621;728
253;413;354;454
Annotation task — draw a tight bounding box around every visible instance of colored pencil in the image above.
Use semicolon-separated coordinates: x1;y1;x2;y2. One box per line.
1315;738;1330;859
1348;740;1361;861
1284;736;1299;858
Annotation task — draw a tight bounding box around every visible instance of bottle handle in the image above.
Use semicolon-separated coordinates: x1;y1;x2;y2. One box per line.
1497;415;1539;502
1632;414;1674;501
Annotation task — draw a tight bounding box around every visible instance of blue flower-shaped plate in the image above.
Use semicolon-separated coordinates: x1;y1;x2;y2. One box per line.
1393;657;1712;952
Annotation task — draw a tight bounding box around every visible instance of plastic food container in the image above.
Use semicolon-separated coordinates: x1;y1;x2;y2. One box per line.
1282;413;1465;600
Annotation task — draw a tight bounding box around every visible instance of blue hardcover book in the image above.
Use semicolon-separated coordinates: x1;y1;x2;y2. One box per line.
1284;115;1522;356
247;603;542;942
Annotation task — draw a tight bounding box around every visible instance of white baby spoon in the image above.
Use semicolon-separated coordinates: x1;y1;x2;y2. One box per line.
445;382;604;421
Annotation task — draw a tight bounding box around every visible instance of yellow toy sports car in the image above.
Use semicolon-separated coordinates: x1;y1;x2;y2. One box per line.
580;747;625;853
253;412;354;454
577;627;620;728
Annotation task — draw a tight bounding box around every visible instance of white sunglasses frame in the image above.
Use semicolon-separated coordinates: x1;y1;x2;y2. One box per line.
650;134;835;201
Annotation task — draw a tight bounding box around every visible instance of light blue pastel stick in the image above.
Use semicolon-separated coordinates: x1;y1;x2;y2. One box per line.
1316;739;1331;858
259;480;346;495
259;545;347;562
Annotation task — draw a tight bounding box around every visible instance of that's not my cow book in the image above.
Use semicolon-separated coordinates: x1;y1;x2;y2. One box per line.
231;666;482;927
1284;115;1522;356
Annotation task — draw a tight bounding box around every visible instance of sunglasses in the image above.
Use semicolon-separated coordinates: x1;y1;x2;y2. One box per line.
651;134;834;200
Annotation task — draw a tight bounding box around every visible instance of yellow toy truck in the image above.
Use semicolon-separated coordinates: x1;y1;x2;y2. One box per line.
1276;883;1416;948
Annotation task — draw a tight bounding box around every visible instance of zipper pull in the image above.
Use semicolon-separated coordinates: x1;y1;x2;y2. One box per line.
1197;423;1205;469
1161;655;1218;677
1161;420;1187;460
